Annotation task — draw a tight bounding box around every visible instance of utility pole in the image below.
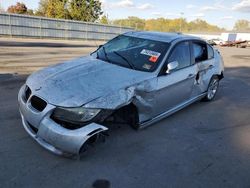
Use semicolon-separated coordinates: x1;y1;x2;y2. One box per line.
106;13;109;24
64;3;67;19
180;12;184;32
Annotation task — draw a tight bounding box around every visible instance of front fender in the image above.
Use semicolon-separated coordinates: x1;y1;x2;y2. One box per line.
84;78;158;123
84;87;136;109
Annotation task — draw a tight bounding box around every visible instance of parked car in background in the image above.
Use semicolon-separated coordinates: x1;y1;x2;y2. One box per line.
18;31;224;157
207;39;217;46
220;40;248;48
209;38;226;46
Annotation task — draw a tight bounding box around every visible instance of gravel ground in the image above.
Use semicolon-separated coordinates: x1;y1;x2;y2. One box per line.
0;38;250;188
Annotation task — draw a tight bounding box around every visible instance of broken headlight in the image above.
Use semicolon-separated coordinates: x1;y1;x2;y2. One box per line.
52;107;101;124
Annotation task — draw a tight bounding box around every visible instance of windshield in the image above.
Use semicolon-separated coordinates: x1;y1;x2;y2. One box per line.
95;35;170;72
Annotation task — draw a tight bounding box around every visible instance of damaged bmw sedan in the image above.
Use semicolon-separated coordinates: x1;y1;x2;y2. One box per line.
18;31;224;156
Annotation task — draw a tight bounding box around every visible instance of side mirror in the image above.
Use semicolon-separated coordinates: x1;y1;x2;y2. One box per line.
166;61;179;74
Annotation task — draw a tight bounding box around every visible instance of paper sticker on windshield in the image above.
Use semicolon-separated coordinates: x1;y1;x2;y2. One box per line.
143;63;152;70
149;56;158;63
141;49;161;58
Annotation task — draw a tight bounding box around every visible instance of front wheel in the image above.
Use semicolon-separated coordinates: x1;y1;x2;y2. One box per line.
203;76;219;101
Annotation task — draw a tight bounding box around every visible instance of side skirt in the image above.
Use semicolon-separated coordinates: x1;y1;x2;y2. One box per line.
139;93;207;129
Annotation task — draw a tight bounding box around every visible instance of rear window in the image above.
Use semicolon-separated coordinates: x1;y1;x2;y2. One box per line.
192;42;208;63
207;44;214;59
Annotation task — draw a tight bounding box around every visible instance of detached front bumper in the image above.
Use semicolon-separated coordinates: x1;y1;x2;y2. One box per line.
18;85;108;156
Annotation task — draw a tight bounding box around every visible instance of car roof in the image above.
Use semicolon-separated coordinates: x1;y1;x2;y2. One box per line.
124;31;202;43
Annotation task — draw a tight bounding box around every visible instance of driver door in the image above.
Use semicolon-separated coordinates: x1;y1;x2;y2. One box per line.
155;41;198;116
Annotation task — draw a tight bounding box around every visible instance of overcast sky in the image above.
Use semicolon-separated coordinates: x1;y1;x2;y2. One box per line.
1;0;250;30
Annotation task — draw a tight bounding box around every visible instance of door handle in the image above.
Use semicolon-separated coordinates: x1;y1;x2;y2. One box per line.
209;65;214;68
187;74;195;78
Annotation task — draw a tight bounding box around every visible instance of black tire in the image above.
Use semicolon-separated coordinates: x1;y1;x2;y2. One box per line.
203;76;219;101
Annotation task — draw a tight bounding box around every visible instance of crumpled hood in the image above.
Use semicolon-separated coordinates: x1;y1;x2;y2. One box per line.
26;56;152;107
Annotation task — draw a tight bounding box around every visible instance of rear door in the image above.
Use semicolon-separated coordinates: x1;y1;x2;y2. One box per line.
154;41;198;116
190;41;216;97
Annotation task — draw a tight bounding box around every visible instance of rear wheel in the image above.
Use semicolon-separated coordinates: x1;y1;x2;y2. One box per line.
203;76;219;101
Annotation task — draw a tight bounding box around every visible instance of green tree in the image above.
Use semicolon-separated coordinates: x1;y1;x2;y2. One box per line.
187;19;222;32
7;2;27;14
36;0;70;19
114;17;223;33
145;18;169;31
113;17;145;30
234;20;250;31
36;0;48;16
100;15;108;24
26;9;34;15
69;0;102;22
47;0;70;19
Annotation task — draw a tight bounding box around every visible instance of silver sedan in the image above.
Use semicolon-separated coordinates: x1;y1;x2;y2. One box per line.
18;31;224;156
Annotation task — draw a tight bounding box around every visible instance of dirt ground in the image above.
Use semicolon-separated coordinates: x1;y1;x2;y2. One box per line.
0;38;250;188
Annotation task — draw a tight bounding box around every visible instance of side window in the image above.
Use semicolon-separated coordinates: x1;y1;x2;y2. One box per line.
168;41;191;71
207;44;214;59
192;42;208;63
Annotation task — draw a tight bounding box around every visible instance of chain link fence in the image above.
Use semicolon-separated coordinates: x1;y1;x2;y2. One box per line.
0;13;133;40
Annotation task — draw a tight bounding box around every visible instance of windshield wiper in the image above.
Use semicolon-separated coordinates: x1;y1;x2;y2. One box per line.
113;51;135;70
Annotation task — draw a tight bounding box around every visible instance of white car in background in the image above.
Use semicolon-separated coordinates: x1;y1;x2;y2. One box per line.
211;38;226;46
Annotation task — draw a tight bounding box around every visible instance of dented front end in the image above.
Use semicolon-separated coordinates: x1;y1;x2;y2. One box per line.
17;56;158;156
18;85;108;156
